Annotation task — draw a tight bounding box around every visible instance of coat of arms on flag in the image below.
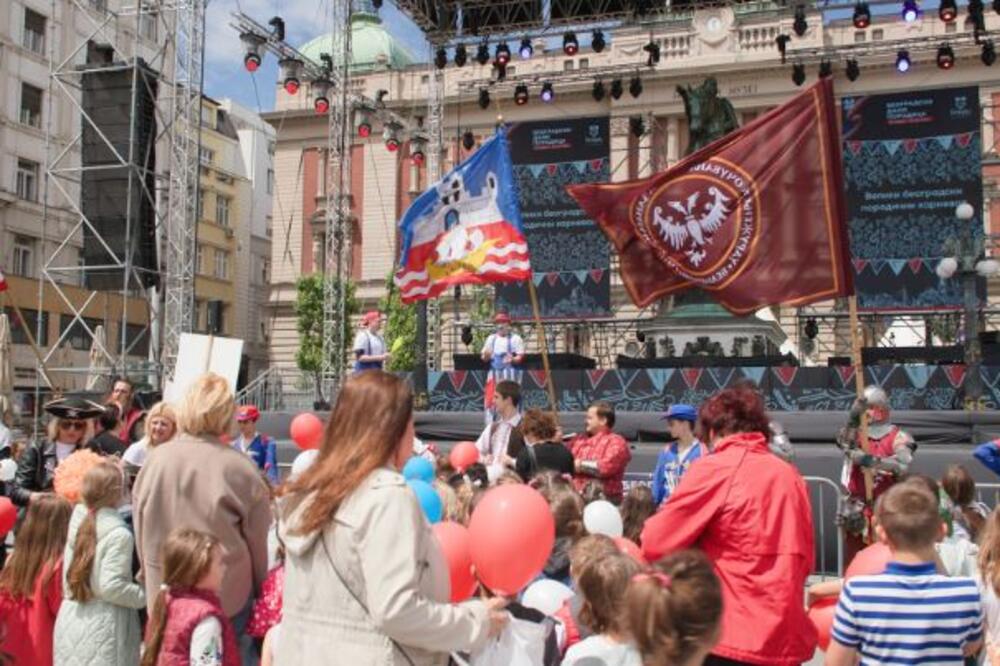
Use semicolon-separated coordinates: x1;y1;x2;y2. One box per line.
394;129;531;302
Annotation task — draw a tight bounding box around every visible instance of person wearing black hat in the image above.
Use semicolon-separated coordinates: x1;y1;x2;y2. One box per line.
9;397;103;506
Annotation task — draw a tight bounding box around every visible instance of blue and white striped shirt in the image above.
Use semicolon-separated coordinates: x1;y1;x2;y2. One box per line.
832;561;983;665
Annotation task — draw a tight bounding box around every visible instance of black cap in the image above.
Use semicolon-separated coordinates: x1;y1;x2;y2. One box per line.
44;397;107;420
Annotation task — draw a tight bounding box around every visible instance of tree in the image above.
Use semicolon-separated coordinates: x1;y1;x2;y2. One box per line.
380;273;417;372
294;274;358;400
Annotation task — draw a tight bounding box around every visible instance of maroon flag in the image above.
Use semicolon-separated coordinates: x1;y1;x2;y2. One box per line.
567;78;853;314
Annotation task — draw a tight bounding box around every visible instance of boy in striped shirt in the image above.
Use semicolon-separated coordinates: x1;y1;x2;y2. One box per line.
827;480;983;665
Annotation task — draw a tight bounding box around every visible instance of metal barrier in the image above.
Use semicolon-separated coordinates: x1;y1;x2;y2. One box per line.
804;476;845;579
977;483;1000;510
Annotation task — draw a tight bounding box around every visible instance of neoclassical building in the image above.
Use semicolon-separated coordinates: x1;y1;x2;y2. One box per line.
263;2;1000;375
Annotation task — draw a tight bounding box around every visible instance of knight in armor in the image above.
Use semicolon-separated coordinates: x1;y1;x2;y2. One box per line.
836;386;916;563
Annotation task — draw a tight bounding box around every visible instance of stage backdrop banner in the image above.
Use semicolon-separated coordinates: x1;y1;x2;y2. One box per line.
842;86;982;310
495;117;612;319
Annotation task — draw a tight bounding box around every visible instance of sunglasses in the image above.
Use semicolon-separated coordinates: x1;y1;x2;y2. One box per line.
59;421;87;431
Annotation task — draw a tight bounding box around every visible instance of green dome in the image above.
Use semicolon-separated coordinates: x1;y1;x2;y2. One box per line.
299;8;415;73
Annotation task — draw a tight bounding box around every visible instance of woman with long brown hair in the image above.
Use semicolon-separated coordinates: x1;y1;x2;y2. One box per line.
0;493;72;665
52;461;145;665
277;371;507;665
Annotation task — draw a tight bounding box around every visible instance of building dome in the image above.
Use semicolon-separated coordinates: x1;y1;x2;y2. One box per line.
298;3;415;73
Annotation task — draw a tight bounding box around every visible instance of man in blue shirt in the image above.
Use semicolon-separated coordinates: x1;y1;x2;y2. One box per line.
651;404;706;507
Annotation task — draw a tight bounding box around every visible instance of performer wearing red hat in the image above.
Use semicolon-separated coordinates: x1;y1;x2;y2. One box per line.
481;312;524;423
353;310;389;373
234;404;279;485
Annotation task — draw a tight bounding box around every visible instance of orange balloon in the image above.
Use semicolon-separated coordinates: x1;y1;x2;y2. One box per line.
432;521;477;602
845;542;891;581
808;597;838;651
449;441;479;472
613;537;647;565
289;413;324;450
469;484;555;596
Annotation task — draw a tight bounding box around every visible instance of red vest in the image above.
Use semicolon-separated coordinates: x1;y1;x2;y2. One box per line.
156;589;241;666
847;426;901;501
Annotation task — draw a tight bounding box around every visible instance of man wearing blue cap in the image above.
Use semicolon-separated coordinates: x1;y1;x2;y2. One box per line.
651;404;706;507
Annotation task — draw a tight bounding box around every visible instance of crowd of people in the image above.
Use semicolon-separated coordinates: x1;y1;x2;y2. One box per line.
1;368;1000;665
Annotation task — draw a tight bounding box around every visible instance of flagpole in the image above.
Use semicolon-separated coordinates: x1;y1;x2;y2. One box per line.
527;279;558;415
848;294;874;539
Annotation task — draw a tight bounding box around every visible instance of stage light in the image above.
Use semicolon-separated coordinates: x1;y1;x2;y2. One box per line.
970;0;985;26
793;5;808;36
592;80;606;101
644;40;661;66
383;124;400;152
312;79;331;114
373;0;383;8
240;32;266;72
901;0;919;22
592;30;606;53
937;44;955;68
629;76;643;98
279;58;303;95
478;88;490;109
410;138;426;166
435;47;448;69
939;0;958;21
610;79;623;100
519;38;533;59
629;116;644;138
995;0;1000;14
776;34;791;63
495;42;511;66
356;111;372;138
896;49;911;72
845;58;861;81
852;2;871;27
804;318;819;340
476;42;490;66
462;130;475;151
455;44;468;67
514;84;529;105
563;32;579;55
983;40;997;65
791;63;806;86
267;16;285;41
461;325;474;346
540;82;554;103
819;59;833;78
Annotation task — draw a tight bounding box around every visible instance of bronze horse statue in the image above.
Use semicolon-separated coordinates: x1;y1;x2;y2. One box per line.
677;78;740;155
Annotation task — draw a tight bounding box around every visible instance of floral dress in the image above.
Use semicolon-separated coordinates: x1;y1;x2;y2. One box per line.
190;617;223;666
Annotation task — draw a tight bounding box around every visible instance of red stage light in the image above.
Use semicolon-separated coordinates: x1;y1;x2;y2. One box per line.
411;151;425;166
244;54;261;72
284;79;300;95
314;98;329;113
358;123;372;138
386;138;400;152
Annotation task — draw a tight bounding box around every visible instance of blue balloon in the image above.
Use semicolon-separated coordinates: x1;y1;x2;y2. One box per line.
408;479;443;524
402;456;435;483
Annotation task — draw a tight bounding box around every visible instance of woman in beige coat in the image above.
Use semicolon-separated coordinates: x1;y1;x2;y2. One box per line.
277;371;507;666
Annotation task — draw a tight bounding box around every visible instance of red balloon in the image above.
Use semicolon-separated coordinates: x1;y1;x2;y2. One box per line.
613;537;647;565
808;597;838;652
0;497;16;536
845;542;891;581
432;522;477;602
290;413;324;450
449;441;479;472
469;484;555;596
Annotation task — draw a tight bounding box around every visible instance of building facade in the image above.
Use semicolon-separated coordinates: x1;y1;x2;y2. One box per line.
264;5;1000;375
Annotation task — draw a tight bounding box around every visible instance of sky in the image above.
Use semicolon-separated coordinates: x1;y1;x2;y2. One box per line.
203;0;429;113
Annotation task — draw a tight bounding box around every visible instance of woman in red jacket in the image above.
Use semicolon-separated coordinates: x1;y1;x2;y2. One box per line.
641;386;817;666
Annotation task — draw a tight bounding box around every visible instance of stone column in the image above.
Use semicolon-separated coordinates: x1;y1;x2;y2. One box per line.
666;117;680;165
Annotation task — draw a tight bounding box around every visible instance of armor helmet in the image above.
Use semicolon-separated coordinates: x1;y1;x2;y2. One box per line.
862;386;889;408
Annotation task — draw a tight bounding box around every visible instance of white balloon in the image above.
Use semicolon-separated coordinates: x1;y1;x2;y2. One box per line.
0;459;15;482
521;578;574;616
290;449;319;479
583;500;624;538
936;257;958;280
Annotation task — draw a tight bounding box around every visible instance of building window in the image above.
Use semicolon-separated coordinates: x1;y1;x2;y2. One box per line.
266;168;274;194
124;323;150;356
197;189;205;220
206;300;225;334
22;9;46;54
421;74;429;84
6;307;48;345
196;245;205;274
214;249;229;280
20;83;42;128
199;146;214;166
854;31;866;43
506;66;516;77
139;11;157;40
564;60;574;71
872;28;883;40
12;236;34;277
215;195;230;227
200;105;214;128
16;159;39;201
261;257;269;284
946;21;957;33
579;58;589;69
193;299;204;332
60;315;102;351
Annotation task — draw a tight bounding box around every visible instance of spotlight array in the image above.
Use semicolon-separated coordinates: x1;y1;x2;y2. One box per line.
846;58;861;81
478;88;490;109
793;5;808;36
939;0;958;21
462;130;476;151
410;138;426;166
629;76;643;98
454;44;468;67
852;2;871;28
644;40;661;66
434;47;448;70
791;63;806;86
563;32;579;55
540;82;555;103
818;59;833;78
495;42;511;66
356;111;372;138
984;40;997;65
514;84;529;105
592;30;606;53
937;43;955;68
279;58;303;94
383;124;400;152
592;80;606;101
629;116;645;138
476;42;490;66
312;79;331;114
896;49;911;72
519;38;533;59
240;32;266;71
901;0;919;22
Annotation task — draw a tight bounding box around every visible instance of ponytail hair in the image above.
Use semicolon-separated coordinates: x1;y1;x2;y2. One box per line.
66;461;124;602
626;550;722;666
141;528;219;666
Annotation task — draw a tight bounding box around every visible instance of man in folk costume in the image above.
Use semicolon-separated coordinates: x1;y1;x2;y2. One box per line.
836;385;916;563
481;312;524;423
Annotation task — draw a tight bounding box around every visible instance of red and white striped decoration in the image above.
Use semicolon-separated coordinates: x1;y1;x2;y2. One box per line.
0;269;7;292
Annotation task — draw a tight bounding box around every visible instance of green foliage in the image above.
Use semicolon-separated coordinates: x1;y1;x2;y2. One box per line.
294;274;358;380
380;273;417;371
466;286;496;351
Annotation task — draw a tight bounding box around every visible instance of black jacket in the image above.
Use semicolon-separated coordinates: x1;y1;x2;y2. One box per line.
10;440;98;506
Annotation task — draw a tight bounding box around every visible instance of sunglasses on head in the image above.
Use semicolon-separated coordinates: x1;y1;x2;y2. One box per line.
60;421;87;431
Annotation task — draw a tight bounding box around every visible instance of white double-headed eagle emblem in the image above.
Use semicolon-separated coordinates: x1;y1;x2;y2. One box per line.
652;187;731;267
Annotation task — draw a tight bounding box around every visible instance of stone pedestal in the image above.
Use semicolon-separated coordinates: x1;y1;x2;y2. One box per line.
638;298;787;359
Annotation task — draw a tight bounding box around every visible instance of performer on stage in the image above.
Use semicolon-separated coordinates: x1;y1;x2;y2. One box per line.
353;310;389;373
836;385;916;563
481;312;524;421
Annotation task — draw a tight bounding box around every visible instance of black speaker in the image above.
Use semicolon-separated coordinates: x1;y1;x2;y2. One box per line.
79;58;159;290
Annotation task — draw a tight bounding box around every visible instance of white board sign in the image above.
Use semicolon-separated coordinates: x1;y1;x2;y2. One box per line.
164;333;244;402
